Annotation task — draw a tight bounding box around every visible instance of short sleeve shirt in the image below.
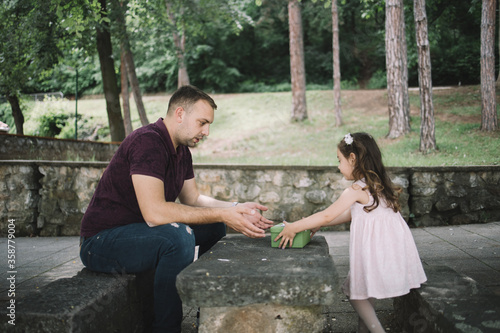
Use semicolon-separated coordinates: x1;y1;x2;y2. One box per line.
80;118;194;237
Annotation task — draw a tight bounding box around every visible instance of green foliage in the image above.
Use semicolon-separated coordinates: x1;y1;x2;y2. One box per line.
367;70;387;89
238;81;292;93
12;0;115;97
340;79;359;90
22;96;103;139
136;55;178;93
190;44;244;92
52;0;103;38
125;2;178;92
359;0;385;19
406;1;482;86
200;59;242;92
0;1;490;99
39;112;69;138
26;50;102;97
24;97;70;137
0;102;15;133
0;1;62;98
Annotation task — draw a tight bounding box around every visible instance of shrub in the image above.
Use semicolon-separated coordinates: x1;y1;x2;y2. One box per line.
0;102;15;133
24;96;70;137
367;70;387;89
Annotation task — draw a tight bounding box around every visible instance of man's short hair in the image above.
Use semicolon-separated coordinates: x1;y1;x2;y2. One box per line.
167;85;217;115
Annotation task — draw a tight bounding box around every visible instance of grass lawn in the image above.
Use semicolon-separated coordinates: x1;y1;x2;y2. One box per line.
14;85;500;167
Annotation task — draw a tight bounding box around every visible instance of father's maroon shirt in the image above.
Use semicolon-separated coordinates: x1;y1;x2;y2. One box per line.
80;118;194;237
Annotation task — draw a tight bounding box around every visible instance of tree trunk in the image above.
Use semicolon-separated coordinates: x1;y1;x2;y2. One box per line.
177;32;190;87
497;0;500;87
116;0;149;127
480;0;498;131
96;0;125;142
288;0;307;122
121;50;133;136
166;0;190;88
385;0;410;138
401;7;410;122
332;0;342;127
6;94;24;135
414;0;436;151
123;49;149;126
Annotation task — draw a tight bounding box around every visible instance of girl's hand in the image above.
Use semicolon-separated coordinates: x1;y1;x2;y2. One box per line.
274;221;297;249
310;226;321;238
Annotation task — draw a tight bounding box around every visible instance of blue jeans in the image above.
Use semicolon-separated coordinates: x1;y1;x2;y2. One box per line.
80;222;226;333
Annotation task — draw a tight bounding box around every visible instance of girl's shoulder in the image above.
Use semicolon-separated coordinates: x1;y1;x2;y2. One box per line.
351;183;363;191
350;179;368;193
346;181;370;204
352;179;366;187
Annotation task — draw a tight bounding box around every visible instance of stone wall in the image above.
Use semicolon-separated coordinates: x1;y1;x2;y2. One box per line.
410;168;500;226
0;161;106;236
0;133;119;161
0;162;40;236
194;165;411;228
1;161;499;237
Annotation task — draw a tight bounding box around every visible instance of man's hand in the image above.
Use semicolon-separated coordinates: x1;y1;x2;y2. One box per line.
238;202;274;230
133;175;272;239
224;206;267;238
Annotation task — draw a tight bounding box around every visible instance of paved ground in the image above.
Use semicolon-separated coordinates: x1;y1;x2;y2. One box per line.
1;222;499;332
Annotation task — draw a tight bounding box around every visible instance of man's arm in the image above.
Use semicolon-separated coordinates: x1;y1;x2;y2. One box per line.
131;174;267;238
179;178;274;230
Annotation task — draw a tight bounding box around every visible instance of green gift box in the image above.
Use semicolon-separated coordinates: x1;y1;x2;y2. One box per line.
270;223;311;248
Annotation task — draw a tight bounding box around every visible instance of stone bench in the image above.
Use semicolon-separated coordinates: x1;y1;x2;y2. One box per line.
394;265;500;333
176;234;338;333
0;268;154;333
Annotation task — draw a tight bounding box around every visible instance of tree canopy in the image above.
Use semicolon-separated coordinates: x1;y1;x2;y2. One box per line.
8;0;487;97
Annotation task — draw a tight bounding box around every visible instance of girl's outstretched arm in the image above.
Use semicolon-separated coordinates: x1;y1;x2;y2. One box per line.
310;207;352;237
276;185;368;248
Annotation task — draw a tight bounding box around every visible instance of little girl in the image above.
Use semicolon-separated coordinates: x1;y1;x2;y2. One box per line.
275;132;427;333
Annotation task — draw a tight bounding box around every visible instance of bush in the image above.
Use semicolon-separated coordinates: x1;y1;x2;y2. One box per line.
24;96;71;137
0;102;15;133
39;112;68;137
341;79;359;90
367;70;387;89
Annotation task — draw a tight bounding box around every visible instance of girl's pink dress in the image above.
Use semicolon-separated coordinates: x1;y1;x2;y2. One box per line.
343;180;427;300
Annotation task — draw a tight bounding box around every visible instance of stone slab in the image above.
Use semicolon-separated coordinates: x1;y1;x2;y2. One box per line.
176;235;338;308
0;268;154;333
394;265;500;333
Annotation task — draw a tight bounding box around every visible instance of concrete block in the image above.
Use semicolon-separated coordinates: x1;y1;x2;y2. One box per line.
177;235;338;333
0;268;153;333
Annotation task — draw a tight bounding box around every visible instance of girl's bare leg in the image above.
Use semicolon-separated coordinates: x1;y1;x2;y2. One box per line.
357;316;370;333
349;298;385;333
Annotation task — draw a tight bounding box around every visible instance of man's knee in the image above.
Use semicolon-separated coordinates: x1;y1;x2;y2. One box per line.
155;223;195;261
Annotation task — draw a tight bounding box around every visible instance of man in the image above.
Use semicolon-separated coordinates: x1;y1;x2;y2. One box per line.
80;85;273;332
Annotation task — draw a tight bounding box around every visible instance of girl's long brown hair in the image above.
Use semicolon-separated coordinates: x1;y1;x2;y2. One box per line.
338;132;401;213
